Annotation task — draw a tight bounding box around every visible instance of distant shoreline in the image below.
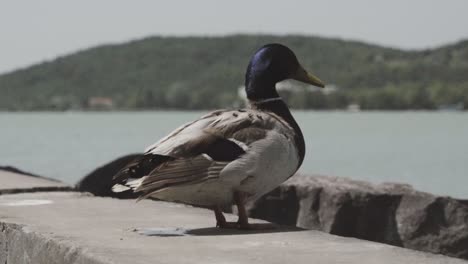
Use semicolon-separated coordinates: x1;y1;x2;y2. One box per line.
1;36;466;112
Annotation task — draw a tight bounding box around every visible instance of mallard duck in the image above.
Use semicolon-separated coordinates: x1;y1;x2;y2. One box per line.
112;43;325;229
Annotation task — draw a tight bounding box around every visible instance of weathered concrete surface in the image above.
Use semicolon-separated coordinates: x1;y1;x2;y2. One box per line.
1;192;466;264
0;170;71;194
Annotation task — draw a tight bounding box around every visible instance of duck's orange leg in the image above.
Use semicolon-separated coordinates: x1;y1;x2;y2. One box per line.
213;191;251;229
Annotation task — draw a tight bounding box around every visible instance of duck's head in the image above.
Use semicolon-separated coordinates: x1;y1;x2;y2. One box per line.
245;43;325;101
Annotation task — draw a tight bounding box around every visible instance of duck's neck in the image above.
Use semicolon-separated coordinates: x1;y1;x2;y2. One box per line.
245;78;280;101
249;98;305;168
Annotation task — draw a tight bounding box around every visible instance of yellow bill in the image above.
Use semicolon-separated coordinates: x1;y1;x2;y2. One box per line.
291;65;325;88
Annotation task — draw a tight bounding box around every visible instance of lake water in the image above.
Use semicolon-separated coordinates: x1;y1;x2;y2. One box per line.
1;111;467;199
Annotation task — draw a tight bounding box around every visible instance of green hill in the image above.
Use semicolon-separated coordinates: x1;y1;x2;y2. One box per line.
1;35;467;110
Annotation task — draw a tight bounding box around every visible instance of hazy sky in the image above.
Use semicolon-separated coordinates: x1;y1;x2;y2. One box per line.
1;0;467;74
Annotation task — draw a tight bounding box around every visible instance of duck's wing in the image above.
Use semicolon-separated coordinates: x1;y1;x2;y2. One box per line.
112;109;296;200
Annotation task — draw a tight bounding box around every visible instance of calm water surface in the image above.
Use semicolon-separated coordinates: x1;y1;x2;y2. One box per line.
1;111;467;198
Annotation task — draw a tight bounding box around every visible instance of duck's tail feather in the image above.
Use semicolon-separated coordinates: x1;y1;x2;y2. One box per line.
135;155;229;201
111;154;174;193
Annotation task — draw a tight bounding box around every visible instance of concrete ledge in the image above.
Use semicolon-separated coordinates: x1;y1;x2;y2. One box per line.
0;222;107;264
1;192;466;264
0;170;72;195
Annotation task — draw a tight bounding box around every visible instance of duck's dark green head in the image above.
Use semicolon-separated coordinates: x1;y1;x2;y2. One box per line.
245;43;325;101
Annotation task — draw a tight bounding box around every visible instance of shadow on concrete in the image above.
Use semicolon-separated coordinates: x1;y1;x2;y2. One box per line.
136;225;305;237
187;225;304;236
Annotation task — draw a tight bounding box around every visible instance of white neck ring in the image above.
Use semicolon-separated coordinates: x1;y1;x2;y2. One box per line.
252;97;282;104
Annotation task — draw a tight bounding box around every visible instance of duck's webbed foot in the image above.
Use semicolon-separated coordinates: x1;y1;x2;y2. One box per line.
234;191;277;230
